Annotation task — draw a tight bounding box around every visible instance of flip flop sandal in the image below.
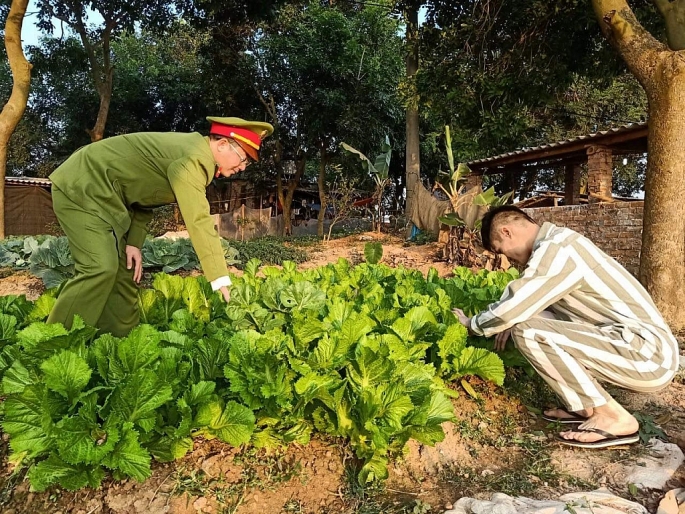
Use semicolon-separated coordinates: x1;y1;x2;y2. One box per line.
541;408;588;424
555;428;640;449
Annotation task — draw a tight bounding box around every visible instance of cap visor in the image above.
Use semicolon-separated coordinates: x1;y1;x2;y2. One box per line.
234;139;259;162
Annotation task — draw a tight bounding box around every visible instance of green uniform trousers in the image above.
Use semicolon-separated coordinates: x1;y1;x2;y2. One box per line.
47;188;139;337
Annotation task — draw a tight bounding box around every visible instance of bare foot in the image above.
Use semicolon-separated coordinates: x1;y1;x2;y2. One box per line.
559;400;638;443
544;407;592;420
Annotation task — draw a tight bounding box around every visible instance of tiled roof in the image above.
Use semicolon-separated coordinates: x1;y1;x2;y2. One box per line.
5;176;52;187
468;122;647;169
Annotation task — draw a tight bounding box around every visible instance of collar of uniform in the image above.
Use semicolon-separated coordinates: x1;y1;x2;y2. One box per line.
202;135;219;183
533;222;555;251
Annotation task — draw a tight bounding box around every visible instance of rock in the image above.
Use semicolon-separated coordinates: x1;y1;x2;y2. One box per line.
193;497;208;511
201;455;222;477
625;438;685;490
106;493;137;512
134;499;151;513
159;481;175;493
657;490;679;514
444;489;649;514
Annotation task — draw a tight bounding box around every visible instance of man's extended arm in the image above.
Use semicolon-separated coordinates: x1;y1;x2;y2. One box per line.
470;242;584;337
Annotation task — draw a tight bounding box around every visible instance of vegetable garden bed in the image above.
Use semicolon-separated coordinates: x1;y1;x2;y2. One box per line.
0;235;681;514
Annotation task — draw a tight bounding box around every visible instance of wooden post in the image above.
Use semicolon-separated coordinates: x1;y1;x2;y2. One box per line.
564;163;581;205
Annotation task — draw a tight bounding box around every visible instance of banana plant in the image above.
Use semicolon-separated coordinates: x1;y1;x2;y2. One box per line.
342;136;392;233
436;126;513;268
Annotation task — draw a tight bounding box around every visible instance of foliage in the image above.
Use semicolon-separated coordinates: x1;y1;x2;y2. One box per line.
0;236;51;269
0;261;520;489
364;243;383;265
324;174;358;243
229;238;308;267
436;127;514;230
146;205;181;238
0;235;242;287
342;136;393;233
435;127;512;269
251;2;404;193
633;412;668;444
142;237;241;274
27;237;75;289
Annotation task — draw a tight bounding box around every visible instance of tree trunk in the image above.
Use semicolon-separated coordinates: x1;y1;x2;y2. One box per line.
404;2;420;238
317;147;328;238
87;73;113;142
281;156;306;237
0;0;32;239
640;70;685;330
592;0;685;330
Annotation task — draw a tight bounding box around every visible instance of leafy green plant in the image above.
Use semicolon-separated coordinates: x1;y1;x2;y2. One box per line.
1;235;241;287
436;126;513;268
364;242;383;264
28;236;75;289
342;136;392;233
142;237;240;273
633;412;668;444
229;238;308;267
0;261;519;490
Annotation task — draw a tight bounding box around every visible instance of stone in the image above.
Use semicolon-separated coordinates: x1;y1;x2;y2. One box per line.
625;439;685;491
193;497;208;511
201;455;222;477
657;490;679;514
443;489;649;514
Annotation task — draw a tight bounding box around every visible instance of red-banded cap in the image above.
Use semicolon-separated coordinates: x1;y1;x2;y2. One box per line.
206;116;274;162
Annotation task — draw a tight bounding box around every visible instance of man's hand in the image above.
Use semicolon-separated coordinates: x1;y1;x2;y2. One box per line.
218;286;231;304
125;245;143;284
494;329;511;352
452;308;473;334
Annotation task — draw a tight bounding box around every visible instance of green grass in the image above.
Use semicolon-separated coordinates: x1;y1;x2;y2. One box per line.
227;237;309;266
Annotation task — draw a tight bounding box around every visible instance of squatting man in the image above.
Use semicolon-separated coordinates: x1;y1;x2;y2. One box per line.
453;206;679;448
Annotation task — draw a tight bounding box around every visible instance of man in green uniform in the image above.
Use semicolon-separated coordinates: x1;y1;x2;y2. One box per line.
47;116;274;337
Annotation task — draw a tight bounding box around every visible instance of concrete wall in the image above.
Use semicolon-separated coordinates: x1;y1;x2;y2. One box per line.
522;201;643;276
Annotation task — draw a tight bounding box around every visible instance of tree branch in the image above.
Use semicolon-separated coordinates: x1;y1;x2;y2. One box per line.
592;0;667;90
653;0;685;50
652;0;672;17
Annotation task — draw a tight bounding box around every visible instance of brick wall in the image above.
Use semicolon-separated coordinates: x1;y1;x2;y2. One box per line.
522;201;644;276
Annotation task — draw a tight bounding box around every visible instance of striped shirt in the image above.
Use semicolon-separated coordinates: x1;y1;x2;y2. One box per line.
471;223;679;371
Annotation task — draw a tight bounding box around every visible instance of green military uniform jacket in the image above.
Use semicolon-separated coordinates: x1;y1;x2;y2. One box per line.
50;132;228;281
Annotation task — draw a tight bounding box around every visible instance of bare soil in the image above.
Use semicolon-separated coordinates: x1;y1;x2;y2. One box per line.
1;233;684;514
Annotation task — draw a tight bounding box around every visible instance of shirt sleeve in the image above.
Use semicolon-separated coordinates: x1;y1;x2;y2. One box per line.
211;276;232;291
471;241;585;337
126;209;155;249
167;158;228;282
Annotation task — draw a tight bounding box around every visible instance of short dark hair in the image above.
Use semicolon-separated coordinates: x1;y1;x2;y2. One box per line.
481;205;537;252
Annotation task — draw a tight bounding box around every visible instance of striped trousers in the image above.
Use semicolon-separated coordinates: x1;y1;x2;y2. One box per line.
511;316;679;412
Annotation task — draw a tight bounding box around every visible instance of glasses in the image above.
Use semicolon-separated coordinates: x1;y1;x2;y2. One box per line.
229;141;252;168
